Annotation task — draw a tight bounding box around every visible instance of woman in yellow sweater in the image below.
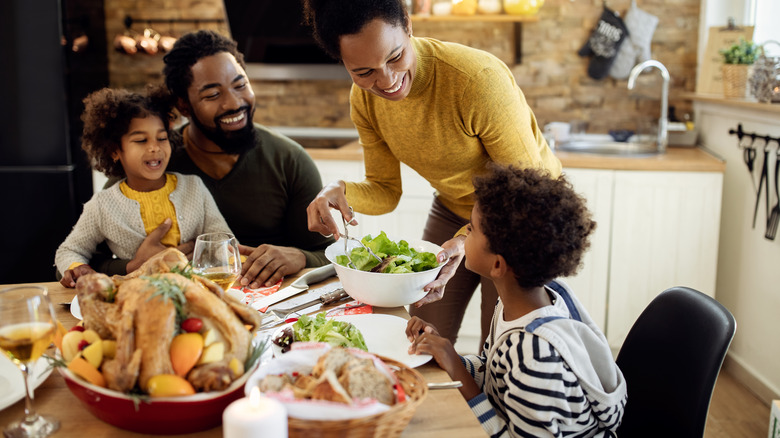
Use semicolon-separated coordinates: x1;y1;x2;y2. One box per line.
303;0;561;347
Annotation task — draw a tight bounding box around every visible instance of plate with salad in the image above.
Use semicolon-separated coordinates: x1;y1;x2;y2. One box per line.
270;312;432;369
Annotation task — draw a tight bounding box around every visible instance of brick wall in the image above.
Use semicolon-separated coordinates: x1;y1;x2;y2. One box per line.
104;0;229;91
106;0;700;134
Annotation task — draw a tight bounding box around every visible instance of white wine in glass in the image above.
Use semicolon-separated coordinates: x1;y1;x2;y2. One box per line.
0;285;60;438
192;232;241;291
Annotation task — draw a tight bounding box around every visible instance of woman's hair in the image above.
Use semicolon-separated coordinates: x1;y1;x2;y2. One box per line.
162;30;246;102
472;164;596;288
80;85;179;178
302;0;410;60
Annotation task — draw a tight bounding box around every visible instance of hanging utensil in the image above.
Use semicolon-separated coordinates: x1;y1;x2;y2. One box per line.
766;142;780;240
753;139;772;229
742;134;757;193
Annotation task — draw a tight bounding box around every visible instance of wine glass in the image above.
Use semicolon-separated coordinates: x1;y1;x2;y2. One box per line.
192;232;242;291
0;285;60;438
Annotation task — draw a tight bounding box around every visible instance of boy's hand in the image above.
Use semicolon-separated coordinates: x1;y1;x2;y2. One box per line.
405;316;440;342
60;264;96;288
408;328;461;376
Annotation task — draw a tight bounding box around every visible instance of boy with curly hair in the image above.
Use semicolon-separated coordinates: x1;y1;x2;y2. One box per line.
55;86;232;287
407;164;627;437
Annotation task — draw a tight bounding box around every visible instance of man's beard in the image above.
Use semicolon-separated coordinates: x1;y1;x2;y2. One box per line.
189;105;257;155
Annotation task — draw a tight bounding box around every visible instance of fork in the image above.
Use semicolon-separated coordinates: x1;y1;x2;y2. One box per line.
341;208;382;269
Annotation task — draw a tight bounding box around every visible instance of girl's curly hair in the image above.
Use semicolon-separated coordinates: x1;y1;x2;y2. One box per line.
80;85;180;178
162;30;245;102
472;164;596;288
302;0;410;60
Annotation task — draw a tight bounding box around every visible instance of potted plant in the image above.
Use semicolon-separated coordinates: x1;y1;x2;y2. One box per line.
719;37;761;98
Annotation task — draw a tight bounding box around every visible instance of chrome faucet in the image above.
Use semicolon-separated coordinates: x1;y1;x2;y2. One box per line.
628;60;670;153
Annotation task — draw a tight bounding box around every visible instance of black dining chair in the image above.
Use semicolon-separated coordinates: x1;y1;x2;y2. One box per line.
615;286;736;438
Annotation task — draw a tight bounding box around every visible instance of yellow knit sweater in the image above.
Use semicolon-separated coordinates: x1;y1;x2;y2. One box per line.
346;37;561;220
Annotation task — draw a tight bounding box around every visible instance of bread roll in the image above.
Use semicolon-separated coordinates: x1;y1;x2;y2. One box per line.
312;347;353;378
339;364;395;406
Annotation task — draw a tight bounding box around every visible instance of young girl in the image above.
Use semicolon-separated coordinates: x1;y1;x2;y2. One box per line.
55;86;232;287
406;165;627;437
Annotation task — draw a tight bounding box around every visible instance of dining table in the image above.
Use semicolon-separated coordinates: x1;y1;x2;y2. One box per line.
0;271;487;437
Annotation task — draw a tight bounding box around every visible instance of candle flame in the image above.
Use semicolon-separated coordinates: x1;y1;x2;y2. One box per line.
250;386;261;408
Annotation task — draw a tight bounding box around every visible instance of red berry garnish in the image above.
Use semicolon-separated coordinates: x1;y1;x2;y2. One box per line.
181;317;203;333
77;340;90;351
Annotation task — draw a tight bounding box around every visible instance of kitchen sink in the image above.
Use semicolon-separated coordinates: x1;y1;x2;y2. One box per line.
555;134;661;157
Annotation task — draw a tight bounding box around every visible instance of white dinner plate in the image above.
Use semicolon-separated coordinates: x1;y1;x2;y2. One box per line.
0;355;54;411
271;314;432;369
70;295;81;320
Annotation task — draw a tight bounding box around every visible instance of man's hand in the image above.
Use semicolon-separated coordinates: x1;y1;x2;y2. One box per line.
237;244;307;288
414;235;466;308
127;218;173;273
60;264;96;288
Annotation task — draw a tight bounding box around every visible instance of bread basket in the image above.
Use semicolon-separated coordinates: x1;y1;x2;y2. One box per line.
286;355;428;438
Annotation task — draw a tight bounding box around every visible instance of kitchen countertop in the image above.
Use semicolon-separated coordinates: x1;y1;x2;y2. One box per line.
305;140;726;173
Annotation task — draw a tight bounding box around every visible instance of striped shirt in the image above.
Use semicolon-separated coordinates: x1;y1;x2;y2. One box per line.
462;283;626;437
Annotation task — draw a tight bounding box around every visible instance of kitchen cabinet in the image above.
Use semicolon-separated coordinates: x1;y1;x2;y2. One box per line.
557;168;614;333
562;168;723;352
605;170;723;350
312;158;724;354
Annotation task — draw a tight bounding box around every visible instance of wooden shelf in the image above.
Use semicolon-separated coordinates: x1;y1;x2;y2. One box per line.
680;92;780;116
410;13;539;22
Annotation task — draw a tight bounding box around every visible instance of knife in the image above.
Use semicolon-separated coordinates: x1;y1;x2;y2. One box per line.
258;288;351;330
250;264;336;311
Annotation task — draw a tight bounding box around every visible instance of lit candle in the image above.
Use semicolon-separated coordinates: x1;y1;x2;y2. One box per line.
223;387;287;438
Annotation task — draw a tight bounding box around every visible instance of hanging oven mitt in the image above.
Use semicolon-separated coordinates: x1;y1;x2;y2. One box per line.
609;0;659;79
578;5;629;80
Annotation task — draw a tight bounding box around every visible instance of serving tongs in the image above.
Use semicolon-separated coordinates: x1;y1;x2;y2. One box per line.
341;207;382;269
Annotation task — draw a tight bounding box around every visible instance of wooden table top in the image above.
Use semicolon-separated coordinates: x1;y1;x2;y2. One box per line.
0;275;486;437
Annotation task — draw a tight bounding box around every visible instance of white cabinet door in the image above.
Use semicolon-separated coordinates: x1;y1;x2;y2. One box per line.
606;170;723;350
560;168;614;331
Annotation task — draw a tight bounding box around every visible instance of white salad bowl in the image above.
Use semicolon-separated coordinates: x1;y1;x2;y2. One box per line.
325;237;444;307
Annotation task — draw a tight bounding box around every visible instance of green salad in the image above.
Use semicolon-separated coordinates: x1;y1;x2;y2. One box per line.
336;231;440;273
290;312;368;351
